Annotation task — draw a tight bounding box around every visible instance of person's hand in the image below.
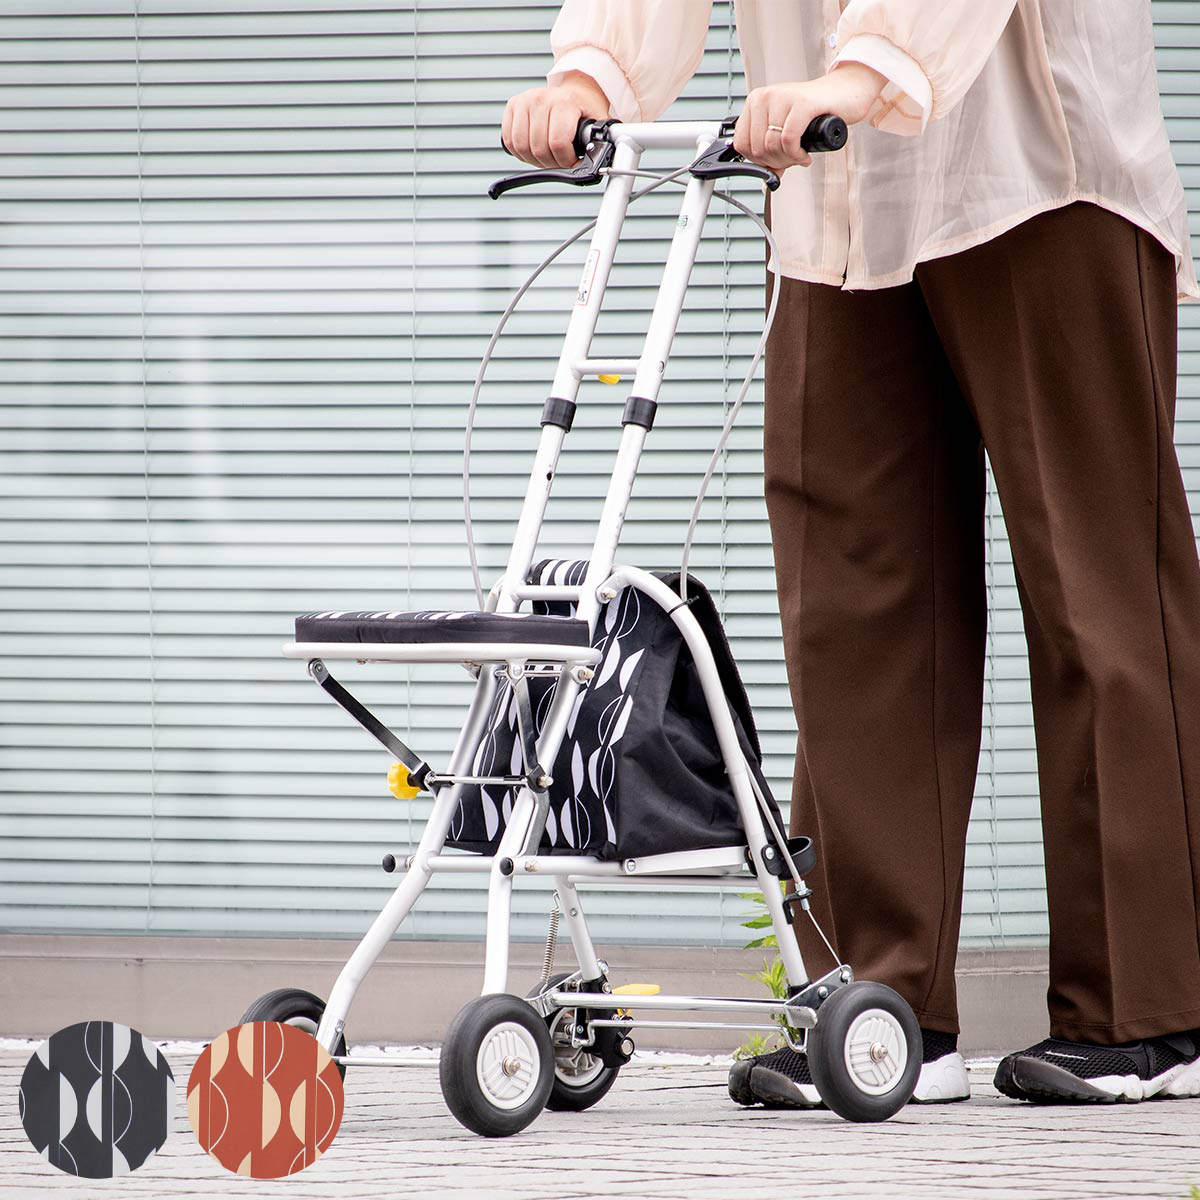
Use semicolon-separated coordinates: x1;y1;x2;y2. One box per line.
502;72;611;168
733;62;886;172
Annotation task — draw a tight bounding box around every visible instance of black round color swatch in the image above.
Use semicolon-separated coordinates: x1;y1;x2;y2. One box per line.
17;1020;174;1177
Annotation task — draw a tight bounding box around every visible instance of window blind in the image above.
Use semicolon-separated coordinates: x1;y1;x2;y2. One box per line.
0;0;1196;951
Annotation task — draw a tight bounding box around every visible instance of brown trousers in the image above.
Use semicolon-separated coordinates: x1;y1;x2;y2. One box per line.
765;202;1200;1043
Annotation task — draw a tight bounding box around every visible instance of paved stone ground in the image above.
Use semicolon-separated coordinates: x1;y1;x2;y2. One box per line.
2;1040;1200;1199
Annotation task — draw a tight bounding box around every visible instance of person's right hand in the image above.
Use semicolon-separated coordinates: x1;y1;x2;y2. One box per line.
502;71;610;168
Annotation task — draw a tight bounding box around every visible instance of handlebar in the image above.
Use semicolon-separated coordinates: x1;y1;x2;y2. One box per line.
491;113;848;199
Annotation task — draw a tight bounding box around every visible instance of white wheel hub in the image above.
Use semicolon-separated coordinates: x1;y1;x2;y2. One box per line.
476;1021;541;1110
843;1008;907;1095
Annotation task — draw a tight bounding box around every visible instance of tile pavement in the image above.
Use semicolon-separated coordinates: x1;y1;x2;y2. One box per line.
2;1040;1199;1199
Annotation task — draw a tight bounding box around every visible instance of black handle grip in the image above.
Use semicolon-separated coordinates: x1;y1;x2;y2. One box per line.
691;112;847;192
800;113;848;153
716;112;847;153
499;117;603;160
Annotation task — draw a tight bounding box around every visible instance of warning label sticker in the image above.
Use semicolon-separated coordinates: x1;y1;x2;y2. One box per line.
576;249;600;305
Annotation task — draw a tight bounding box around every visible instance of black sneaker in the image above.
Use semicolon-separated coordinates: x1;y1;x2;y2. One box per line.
727;1052;764;1106
747;1043;822;1108
731;1028;969;1108
994;1032;1200;1103
728;982;819;1106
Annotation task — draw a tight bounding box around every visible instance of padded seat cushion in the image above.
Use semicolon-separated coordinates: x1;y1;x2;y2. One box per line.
295;608;591;648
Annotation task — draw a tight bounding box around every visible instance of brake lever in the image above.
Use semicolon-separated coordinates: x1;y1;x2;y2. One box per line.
489;120;616;200
689;113;848;192
689;140;781;192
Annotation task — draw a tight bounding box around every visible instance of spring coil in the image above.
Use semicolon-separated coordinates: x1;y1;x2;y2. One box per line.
538;893;560;990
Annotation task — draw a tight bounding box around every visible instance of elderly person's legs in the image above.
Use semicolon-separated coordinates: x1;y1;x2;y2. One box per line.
740;269;984;1107
919;203;1200;1100
739;201;1200;1108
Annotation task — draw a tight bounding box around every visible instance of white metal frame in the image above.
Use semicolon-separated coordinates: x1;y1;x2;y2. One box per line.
281;641;601;665
305;121;831;1057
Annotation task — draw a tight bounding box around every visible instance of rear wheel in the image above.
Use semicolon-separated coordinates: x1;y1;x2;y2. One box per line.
807;981;919;1122
526;973;620;1112
239;987;347;1080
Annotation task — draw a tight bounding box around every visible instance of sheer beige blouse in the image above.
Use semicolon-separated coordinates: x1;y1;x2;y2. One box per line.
548;1;1198;299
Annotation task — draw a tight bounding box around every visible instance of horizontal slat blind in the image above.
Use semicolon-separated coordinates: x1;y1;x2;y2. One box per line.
1;1;1197;952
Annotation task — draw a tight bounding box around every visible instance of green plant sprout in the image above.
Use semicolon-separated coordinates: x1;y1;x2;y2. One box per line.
732;885;792;1060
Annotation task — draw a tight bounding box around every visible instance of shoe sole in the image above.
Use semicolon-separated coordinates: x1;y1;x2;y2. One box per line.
995;1054;1200;1104
748;1052;971;1109
749;1064;823;1108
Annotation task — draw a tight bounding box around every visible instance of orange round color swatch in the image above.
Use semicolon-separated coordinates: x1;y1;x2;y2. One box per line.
186;1021;344;1178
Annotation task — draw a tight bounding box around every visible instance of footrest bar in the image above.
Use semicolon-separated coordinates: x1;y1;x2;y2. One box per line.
425;773;524;788
547;991;817;1026
588;1019;780;1033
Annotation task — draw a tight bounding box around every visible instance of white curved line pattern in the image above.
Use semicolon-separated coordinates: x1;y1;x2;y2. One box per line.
112;1074;132;1145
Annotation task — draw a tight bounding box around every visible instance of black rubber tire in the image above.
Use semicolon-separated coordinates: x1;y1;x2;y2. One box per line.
525;974;620;1112
439;994;555;1137
239;987;347;1080
806;981;920;1122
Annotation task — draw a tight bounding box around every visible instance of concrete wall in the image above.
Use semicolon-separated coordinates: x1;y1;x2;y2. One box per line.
0;935;1049;1058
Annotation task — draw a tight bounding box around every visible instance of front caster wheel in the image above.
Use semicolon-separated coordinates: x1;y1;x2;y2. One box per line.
439;994;554;1137
807;981;920;1122
239;987;347;1080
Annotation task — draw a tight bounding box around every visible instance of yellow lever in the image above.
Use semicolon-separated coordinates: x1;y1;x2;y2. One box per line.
387;761;421;799
612;982;660;1017
597;373;621;385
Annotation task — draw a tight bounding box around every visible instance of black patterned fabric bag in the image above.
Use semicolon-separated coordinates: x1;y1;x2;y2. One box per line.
446;559;781;860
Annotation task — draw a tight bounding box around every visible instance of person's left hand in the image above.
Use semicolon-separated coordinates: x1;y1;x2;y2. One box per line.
733;63;886;172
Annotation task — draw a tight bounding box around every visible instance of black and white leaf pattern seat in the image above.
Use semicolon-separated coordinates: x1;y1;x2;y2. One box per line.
294;608;590;647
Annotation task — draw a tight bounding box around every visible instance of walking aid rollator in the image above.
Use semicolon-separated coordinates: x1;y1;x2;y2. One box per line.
239;113;923;1133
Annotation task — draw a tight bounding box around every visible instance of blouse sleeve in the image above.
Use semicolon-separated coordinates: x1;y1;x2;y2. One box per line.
547;0;713;123
833;0;1019;136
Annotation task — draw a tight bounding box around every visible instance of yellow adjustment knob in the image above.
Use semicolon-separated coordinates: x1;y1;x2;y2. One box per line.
387;761;420;799
612;982;660;1017
597;373;621;385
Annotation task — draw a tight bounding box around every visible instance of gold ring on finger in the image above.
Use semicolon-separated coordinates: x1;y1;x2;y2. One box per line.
767;124;785;134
